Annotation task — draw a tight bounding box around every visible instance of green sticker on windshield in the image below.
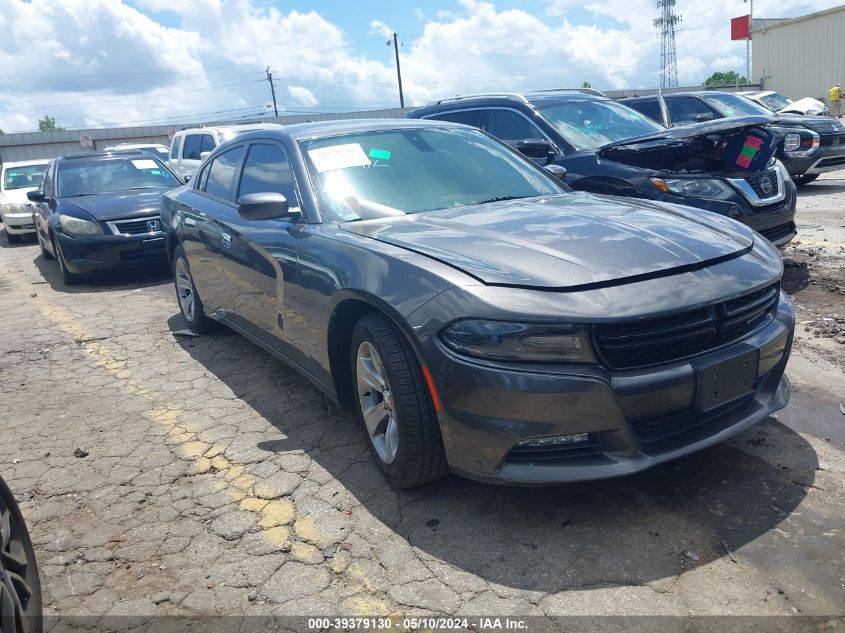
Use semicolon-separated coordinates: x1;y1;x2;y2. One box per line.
7;172;16;177
368;149;391;160
151;169;161;175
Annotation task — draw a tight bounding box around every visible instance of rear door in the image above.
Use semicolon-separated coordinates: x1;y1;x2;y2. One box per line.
218;141;302;352
177;143;246;314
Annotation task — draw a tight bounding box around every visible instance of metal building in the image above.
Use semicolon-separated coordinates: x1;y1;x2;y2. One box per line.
752;5;845;103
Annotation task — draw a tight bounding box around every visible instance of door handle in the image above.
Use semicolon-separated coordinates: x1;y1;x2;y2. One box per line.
221;232;232;248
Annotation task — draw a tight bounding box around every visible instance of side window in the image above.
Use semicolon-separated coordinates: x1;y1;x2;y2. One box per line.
431;110;482;128
200;135;216;154
485;110;544;142
237;143;299;207
170;137;182;160
626;99;662;123
666;97;717;123
202;145;246;202
183;135;202;160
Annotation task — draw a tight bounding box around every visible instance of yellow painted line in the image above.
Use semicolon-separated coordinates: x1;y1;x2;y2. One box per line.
0;264;294;547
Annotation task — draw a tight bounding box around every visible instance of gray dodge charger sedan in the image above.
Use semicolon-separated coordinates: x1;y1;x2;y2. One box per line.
161;119;794;487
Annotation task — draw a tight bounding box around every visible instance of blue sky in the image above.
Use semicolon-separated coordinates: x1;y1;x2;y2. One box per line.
0;0;841;132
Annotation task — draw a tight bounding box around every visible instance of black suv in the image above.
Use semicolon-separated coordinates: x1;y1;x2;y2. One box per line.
621;91;845;185
409;91;797;246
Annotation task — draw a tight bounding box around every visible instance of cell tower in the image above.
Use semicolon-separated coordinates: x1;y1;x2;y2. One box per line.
654;0;681;88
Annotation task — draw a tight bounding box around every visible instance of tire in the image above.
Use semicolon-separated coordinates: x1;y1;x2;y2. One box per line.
52;235;83;286
0;477;43;633
37;234;54;260
351;313;448;488
6;232;21;244
172;245;213;334
794;174;820;186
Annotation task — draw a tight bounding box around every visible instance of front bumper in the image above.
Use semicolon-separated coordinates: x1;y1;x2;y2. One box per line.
425;292;794;485
54;230;166;274
656;179;796;247
782;144;845;176
0;208;37;235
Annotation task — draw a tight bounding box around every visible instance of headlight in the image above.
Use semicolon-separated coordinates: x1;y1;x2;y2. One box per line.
58;214;103;235
783;133;800;152
650;177;734;200
783;131;819;158
439;320;596;363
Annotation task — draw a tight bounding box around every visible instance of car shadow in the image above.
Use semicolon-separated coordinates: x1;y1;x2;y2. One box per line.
167;313;818;592
32;253;171;294
781;257;811;294
0;228;38;248
796;178;845;197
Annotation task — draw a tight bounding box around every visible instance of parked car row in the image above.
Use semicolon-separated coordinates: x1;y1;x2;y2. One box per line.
10;109;797;488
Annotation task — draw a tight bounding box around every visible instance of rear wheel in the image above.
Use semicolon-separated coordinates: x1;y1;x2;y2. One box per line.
351;313;448;488
0;477;43;633
52;236;83;286
173;245;212;334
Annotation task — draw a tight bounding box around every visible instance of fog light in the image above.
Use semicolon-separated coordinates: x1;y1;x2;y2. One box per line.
516;433;589;447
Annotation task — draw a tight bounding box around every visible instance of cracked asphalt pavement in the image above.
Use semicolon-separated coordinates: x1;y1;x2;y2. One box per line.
0;175;843;622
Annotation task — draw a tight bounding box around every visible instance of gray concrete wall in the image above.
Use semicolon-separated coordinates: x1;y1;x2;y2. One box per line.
0;108;412;165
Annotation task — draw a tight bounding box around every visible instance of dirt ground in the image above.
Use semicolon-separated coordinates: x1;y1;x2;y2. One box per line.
0;172;842;631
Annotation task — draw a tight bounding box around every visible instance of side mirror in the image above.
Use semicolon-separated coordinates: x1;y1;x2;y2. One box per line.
183;175;192;184
26;190;46;203
200;151;211;160
544;164;567;181
237;192;298;221
515;139;554;160
694;113;715;122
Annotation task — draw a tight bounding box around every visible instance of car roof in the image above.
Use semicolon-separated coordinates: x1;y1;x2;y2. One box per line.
56;150;152;161
174;123;284;135
410;90;608;117
104;143;168;149
1;159;50;169
231;118;465;142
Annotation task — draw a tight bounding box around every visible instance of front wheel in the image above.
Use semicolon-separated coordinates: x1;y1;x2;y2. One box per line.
351;313;448;488
52;236;83;285
37;234;54;260
172;245;212;334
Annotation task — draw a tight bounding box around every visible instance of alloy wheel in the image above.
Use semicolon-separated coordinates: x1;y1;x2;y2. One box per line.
175;257;195;322
0;495;38;632
356;341;399;464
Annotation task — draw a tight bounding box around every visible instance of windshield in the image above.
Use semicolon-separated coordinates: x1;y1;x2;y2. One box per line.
701;93;772;117
758;92;793;112
536;100;664;150
138;146;171;161
300;127;565;222
2;164;47;191
57;156;180;197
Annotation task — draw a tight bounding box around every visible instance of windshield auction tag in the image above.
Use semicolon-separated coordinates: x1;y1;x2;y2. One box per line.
308;144;371;172
131;159;159;170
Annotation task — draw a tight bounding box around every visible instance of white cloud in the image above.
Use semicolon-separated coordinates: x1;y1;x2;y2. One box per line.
288;85;318;107
0;0;830;133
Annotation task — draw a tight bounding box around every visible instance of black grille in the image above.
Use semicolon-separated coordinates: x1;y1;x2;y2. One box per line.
816;156;845;169
820;134;845;146
594;284;779;370
758;222;795;244
744;170;779;198
112;217;162;235
631;395;753;444
504;435;602;465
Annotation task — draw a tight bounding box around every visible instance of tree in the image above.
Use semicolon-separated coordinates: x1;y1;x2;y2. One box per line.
581;81;592;89
38;115;64;132
704;71;748;87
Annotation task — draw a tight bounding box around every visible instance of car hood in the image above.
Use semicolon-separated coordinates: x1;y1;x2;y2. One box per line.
596;116;777;173
772;115;845;135
778;97;826;116
340;194;754;290
60;189;165;221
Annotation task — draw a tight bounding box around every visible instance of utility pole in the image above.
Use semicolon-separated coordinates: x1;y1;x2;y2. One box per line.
745;0;753;84
391;33;405;108
265;66;279;117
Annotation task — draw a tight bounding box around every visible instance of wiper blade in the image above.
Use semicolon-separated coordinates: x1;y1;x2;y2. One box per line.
474;195;526;205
